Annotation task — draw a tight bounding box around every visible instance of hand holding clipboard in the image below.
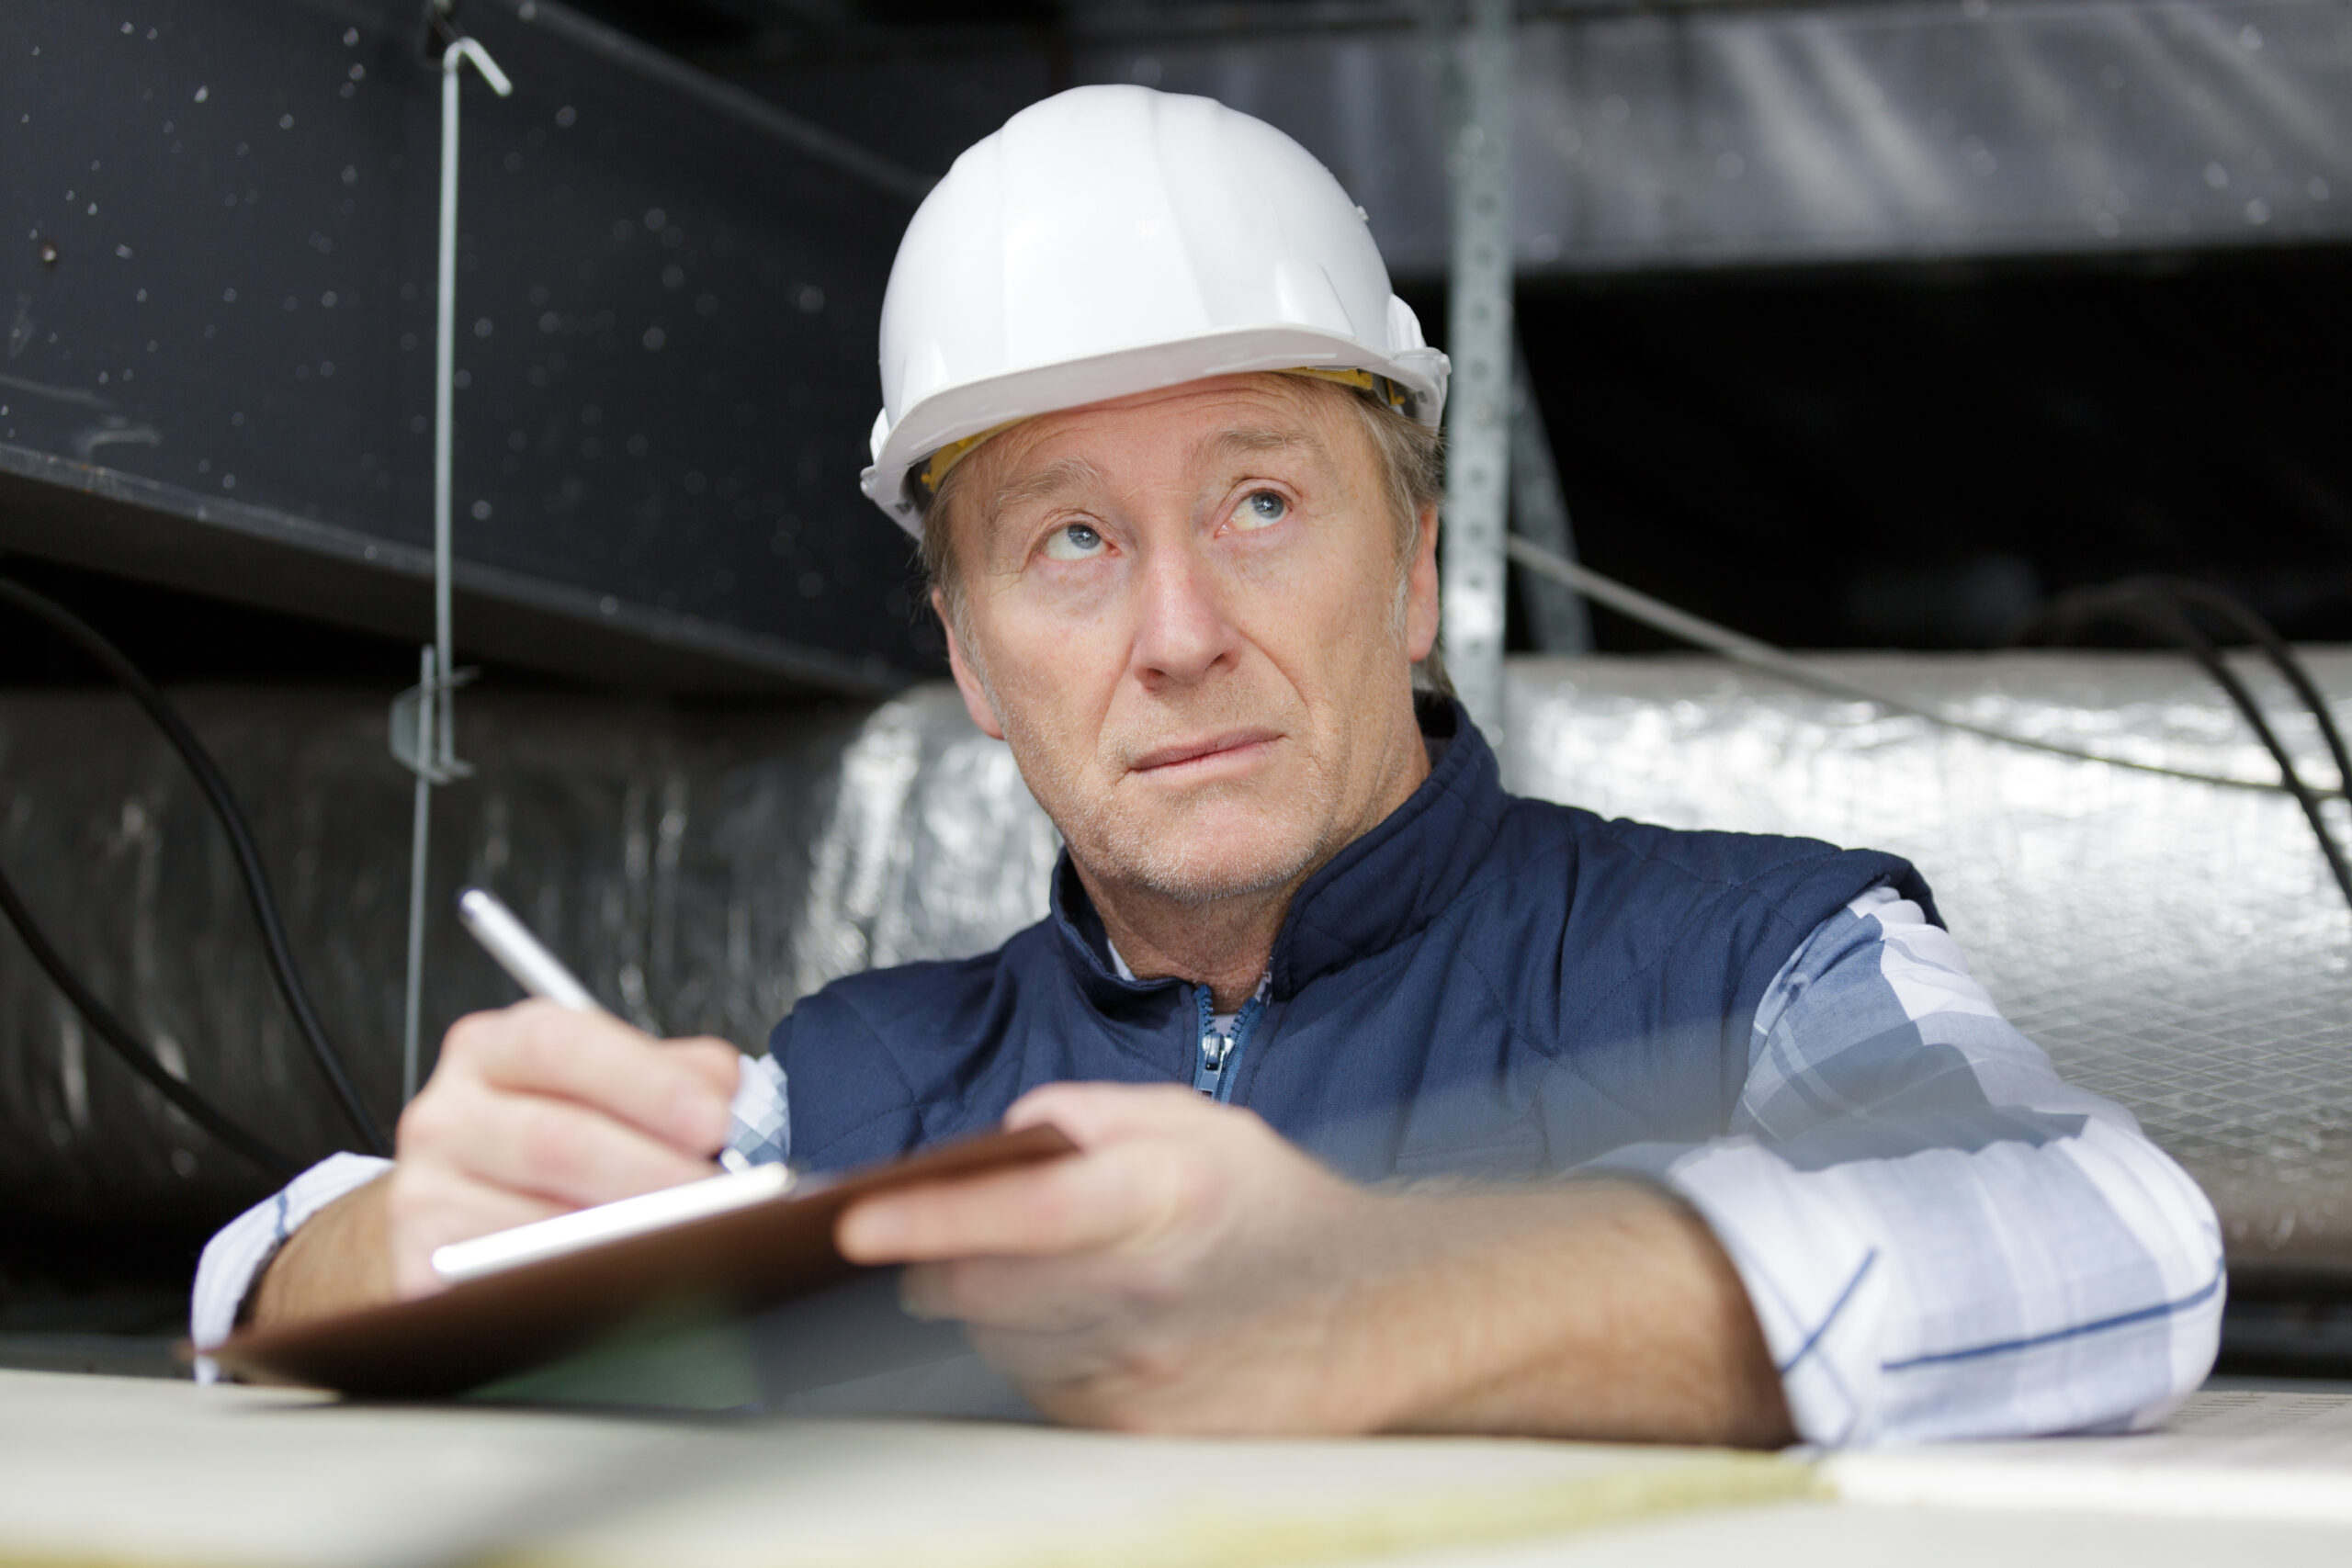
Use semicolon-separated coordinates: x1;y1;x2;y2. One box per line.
207;889;1073;1395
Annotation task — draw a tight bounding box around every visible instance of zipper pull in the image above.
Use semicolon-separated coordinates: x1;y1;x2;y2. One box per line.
1193;1031;1229;1095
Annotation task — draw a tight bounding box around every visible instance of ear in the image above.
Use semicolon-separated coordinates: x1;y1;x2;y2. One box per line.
1403;501;1441;661
935;589;1007;740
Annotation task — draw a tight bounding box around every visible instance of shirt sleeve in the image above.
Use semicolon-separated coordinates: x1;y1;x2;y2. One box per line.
188;1151;390;1382
187;1055;793;1383
1594;885;2223;1448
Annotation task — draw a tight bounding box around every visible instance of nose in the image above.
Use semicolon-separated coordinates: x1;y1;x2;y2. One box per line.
1127;536;1239;691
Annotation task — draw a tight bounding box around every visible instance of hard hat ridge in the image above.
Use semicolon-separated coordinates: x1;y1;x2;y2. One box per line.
861;84;1450;535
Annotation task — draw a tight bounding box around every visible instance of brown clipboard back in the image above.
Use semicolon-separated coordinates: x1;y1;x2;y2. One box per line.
204;1123;1076;1397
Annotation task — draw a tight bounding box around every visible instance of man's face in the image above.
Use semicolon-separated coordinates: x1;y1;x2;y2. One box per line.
934;374;1440;908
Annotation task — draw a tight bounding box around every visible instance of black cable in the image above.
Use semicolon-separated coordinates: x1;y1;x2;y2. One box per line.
1509;535;2330;795
0;577;391;1155
0;860;296;1179
2032;579;2352;914
2041;580;2346;803
2130;576;2352;802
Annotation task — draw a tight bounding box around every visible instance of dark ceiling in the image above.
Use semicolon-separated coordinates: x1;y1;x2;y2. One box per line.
9;0;2345;682
535;0;2352;653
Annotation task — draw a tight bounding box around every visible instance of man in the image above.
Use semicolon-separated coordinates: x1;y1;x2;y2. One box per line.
196;86;2221;1446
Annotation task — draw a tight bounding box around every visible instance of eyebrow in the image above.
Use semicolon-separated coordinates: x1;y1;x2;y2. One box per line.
974;423;1336;555
979;455;1109;550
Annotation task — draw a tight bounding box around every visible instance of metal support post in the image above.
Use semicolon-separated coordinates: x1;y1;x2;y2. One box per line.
1509;338;1592;656
391;22;508;1102
1441;0;1516;743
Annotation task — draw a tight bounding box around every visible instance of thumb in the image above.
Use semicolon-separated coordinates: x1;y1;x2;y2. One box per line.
1003;1081;1217;1148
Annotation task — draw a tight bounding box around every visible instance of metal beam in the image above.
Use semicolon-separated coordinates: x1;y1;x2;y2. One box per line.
1439;0;1515;741
0;0;931;695
1069;0;2352;281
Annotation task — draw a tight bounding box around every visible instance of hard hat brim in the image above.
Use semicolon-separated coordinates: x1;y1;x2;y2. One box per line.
862;325;1450;537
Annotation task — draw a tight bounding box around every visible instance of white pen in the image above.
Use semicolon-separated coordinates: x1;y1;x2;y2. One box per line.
456;886;754;1175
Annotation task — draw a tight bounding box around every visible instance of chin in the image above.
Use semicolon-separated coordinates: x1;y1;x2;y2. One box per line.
1091;807;1325;906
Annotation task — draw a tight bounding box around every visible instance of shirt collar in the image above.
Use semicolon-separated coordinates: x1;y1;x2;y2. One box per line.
1102;932;1272;1015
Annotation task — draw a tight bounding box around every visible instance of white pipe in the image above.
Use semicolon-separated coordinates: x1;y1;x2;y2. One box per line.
1505;535;2331;797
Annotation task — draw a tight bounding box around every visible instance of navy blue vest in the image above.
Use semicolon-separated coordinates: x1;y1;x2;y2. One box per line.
771;699;1935;1182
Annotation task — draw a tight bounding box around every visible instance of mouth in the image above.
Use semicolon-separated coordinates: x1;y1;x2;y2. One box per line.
1128;728;1282;778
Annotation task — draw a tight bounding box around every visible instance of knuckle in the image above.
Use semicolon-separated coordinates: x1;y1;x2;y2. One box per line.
395;1088;459;1155
515;1100;585;1190
437;1013;487;1066
443;1007;521;1063
509;1017;563;1084
380;1163;457;1246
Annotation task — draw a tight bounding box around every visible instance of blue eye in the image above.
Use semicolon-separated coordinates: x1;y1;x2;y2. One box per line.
1236;491;1288;529
1041;522;1105;561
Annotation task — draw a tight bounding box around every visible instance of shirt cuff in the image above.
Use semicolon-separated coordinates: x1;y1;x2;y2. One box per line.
1653;1140;1887;1449
188;1151;391;1383
189;1057;787;1383
727;1055;790;1168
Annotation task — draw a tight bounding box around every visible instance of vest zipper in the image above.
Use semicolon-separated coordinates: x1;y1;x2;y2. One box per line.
1190;986;1266;1102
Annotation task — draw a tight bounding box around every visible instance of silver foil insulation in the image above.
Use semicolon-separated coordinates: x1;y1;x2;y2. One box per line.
3;656;2345;1282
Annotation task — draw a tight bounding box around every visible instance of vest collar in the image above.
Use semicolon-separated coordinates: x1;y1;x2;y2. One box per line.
1048;694;1506;1006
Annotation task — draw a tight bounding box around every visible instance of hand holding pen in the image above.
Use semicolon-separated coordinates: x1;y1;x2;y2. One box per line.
247;887;754;1319
458;887;754;1175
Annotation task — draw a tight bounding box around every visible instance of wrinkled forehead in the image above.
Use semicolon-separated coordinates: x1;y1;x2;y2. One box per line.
952;372;1370;537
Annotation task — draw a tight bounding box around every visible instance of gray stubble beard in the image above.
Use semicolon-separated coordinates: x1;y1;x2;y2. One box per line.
971;653;1349;908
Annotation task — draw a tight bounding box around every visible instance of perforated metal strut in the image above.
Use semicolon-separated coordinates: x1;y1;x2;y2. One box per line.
1439;0;1516;745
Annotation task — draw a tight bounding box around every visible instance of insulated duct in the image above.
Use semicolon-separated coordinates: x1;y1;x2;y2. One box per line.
2;655;2346;1285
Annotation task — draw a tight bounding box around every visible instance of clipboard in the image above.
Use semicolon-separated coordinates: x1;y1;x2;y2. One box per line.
204;1123;1076;1397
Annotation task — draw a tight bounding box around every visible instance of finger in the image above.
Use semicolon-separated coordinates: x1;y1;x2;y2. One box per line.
899;1254;1148;1333
1002;1081;1227;1149
382;1166;571;1299
838;1139;1193;1264
425;1083;722;1209
444;1002;732;1153
665;1038;743;1100
958;1323;1212;1433
960;1321;1127;1389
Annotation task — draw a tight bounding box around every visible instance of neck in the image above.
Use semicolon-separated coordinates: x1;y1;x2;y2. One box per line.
1075;697;1434;1013
1085;877;1293;1013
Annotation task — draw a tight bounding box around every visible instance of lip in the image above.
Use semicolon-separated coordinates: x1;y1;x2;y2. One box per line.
1128;728;1282;774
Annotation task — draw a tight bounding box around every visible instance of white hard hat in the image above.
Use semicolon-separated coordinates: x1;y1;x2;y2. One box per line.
860;84;1451;535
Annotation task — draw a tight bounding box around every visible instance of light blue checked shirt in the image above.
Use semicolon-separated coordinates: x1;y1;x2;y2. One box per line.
193;885;2221;1441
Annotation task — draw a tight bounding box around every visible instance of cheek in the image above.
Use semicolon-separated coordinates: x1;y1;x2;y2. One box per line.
1232;527;1397;665
968;592;1132;740
983;549;1135;644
